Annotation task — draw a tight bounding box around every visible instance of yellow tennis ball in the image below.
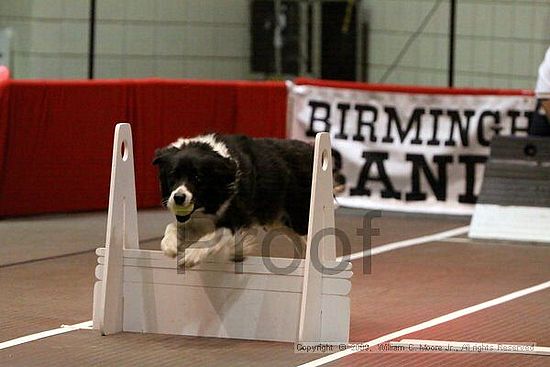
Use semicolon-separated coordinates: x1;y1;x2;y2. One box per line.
174;203;194;216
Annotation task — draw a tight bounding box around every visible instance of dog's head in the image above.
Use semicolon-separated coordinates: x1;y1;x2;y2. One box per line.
153;142;238;223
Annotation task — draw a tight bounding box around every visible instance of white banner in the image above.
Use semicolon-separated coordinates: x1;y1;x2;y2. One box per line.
288;82;536;215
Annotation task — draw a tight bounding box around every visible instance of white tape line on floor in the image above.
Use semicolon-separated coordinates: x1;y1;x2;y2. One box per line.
391;339;550;356
337;225;470;262
296;280;550;367
0;320;92;350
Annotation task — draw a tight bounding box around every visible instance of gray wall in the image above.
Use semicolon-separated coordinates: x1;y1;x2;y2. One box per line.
0;0;549;89
94;0;249;79
364;0;550;89
0;0;89;78
0;0;250;80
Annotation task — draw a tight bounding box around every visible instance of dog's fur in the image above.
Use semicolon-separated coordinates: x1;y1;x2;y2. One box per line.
153;134;342;267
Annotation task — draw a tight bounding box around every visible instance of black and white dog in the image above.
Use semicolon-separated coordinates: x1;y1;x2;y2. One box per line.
153;134;344;267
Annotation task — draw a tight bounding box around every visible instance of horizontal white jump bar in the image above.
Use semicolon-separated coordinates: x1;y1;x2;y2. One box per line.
95;265;351;296
96;248;352;276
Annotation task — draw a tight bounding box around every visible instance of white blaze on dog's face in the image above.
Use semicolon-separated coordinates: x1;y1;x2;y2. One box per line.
153;136;238;222
167;183;193;215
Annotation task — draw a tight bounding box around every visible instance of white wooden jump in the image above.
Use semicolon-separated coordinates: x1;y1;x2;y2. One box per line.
92;123;351;343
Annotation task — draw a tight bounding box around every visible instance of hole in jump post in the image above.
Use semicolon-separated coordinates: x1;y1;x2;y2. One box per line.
121;140;128;161
321;149;329;171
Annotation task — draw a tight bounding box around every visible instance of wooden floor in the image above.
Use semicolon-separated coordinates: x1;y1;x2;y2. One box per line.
1;209;549;366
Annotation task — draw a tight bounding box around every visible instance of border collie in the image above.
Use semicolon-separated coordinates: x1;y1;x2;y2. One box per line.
153;134;344;268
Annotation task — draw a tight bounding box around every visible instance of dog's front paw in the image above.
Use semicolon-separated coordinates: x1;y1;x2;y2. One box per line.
177;248;209;268
161;223;178;258
161;236;178;258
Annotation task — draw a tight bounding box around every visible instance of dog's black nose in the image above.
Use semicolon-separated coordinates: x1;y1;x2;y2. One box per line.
173;193;186;205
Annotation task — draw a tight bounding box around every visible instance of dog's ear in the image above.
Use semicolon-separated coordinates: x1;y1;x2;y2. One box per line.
152;146;178;166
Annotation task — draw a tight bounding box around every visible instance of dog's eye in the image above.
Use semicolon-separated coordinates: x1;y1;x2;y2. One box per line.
193;174;201;183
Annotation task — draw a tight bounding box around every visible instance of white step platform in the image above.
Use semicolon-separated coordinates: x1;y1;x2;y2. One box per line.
469;136;550;244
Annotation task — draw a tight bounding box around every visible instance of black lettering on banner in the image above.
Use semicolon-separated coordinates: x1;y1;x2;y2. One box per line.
458;155;487;203
509;109;531;135
335;103;351;140
405;154;453;201
427;109;443;146
382;107;424;144
352;104;378;142
306;101;331;137
477;111;501;147
523;110;534;133
445;109;474;146
350;151;401;199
